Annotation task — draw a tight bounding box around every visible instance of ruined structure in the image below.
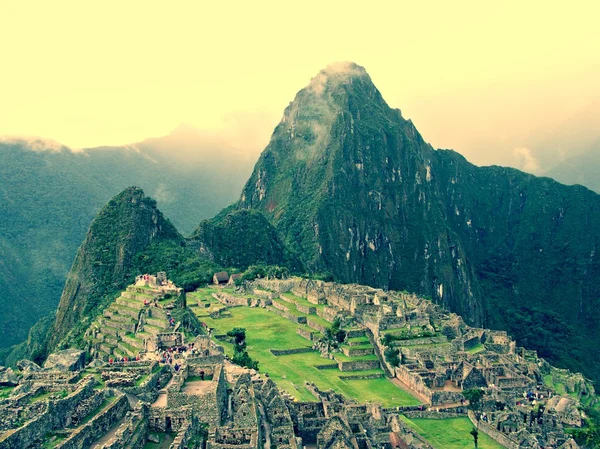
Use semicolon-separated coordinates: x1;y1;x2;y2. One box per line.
0;275;590;448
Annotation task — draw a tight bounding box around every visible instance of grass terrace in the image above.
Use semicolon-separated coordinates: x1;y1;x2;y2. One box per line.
400;416;505;449
192;291;421;406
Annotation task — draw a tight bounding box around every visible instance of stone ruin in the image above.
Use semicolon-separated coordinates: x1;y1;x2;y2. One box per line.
0;275;591;448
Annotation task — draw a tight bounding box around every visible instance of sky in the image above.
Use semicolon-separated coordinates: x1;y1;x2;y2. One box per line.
1;0;599;172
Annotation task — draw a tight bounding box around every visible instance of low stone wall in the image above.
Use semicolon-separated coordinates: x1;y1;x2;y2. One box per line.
337;360;380;372
345;329;365;339
317;307;337;323
296;303;316;315
430;390;465;406
296;328;317;341
395;366;433;404
269;305;307;325
390;336;448;347
402;410;466;419
338;373;383;380
100;405;149;449
306;319;327;333
342;347;373;357
270;348;314;356
212;293;250;307
314;364;339;370
121;365;170;396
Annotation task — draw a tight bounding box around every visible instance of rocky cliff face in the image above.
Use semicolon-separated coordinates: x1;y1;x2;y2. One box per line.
47;187;181;352
239;63;484;324
239;62;600;380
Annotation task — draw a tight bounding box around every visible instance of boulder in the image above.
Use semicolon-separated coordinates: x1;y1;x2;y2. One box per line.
44;349;86;372
16;359;41;372
0;367;19;386
547;395;582;427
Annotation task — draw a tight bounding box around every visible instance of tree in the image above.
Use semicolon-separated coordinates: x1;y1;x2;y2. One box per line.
227;328;247;346
384;347;401;367
463;388;485;420
470;427;479;448
227;327;259;370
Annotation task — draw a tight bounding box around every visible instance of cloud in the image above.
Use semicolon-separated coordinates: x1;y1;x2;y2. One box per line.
513;147;541;174
0;136;81;153
152;184;176;204
308;62;366;96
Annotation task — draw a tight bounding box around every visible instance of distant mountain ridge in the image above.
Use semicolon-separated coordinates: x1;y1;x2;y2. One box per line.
0;130;258;348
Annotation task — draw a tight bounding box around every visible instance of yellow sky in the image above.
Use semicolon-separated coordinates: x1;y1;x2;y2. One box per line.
2;0;599;170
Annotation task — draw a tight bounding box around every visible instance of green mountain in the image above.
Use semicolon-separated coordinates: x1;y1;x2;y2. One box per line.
190;208;301;271
48;187;181;350
0;131;256;348
237;62;600;381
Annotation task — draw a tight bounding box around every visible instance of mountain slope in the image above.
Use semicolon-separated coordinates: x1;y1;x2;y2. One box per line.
240;63;484;323
238;62;600;381
190;208;302;271
47;187;182;352
0;133;256;347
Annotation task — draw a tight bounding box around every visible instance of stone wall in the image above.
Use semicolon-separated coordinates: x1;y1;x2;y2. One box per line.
212;293;251;307
395;366;433;404
306;318;327;333
341;347;373;357
430;390;464;406
170;421;193;449
296;327;317;341
338;373;383;380
99;404;149;449
270;348;313;356
317;307;337;322
296;303;316;315
54;393;129;449
121;364;170;397
468;411;519;449
402;409;467;419
337;360;380;372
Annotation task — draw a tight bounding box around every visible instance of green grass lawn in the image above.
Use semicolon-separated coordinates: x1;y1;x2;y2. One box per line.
466;343;485;354
281;293;327;311
193;297;421;406
400;416;506;449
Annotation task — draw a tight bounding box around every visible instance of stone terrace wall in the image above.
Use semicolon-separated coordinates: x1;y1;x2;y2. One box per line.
122;365;170;397
55;393;129;449
296;328;318;341
395;366;433;404
317;307;337;322
337;360;380;372
213;292;251;307
254;278;298;293
270;348;313;356
0;377;98;448
430;391;465;406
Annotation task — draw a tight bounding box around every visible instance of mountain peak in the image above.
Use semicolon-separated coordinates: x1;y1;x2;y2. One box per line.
307;62;369;94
